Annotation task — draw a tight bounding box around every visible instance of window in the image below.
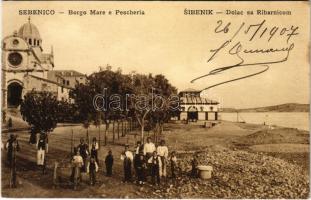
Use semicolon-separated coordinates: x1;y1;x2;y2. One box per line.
210;106;214;111
34;39;37;46
8;52;23;67
63;80;66;85
42;83;47;91
67;80;70;85
28;39;32;45
200;106;204;111
61;87;64;93
12;39;19;45
37;40;40;46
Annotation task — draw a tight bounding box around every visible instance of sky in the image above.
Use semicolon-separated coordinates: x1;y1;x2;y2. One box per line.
2;1;309;108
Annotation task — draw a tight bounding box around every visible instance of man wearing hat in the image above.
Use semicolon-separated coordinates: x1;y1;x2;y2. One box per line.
37;133;48;167
6;134;19;167
77;138;89;172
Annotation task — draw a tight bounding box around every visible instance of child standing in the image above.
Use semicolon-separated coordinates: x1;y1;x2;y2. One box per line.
170;151;178;179
191;152;199;178
121;144;133;182
105;150;114;177
90;144;99;165
71;149;84;188
91;137;99;163
134;151;146;185
87;157;99;186
148;151;162;185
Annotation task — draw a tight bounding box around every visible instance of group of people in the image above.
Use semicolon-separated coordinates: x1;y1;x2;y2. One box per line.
70;136;179;187
4;133;202;189
71;137;101;186
121;137;178;186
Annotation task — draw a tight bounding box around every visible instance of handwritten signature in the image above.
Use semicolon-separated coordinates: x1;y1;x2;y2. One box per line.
191;20;299;91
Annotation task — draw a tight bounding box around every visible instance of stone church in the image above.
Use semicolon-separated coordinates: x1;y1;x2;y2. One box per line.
1;18;86;110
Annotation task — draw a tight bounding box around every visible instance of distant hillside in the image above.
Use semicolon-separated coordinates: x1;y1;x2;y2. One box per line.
221;103;309;112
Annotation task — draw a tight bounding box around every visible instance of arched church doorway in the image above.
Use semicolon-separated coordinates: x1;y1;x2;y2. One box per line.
187;106;198;122
7;82;23;108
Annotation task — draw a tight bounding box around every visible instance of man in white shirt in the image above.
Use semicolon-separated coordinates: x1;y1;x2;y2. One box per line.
157;139;169;179
143;137;156;160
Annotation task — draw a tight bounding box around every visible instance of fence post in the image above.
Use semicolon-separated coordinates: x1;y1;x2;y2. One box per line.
53;162;59;188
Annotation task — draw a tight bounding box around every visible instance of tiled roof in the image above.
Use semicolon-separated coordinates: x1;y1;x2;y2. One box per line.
26;75;73;89
180;96;218;104
52;70;85;77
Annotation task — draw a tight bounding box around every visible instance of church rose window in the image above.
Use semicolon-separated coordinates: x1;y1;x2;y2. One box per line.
8;52;23;67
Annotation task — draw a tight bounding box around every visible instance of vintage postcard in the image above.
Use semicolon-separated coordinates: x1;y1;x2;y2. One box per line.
1;1;309;198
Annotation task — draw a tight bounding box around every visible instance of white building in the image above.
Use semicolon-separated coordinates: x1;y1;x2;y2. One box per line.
179;89;219;121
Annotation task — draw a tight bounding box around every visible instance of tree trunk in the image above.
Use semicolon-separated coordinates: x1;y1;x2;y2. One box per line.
112;120;115;144
86;128;89;146
124;120;126;136
141;123;144;143
125;120;127;135
129;119;132;131
117;120;120;139
105;123;108;146
98;124;101;149
71;129;74;154
121;120;124;137
153;128;156;145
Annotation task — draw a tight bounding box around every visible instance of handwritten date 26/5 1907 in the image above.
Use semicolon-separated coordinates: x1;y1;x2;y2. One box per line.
191;20;299;91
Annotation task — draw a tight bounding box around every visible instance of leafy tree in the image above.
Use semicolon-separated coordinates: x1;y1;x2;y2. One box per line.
58;100;76;123
131;73;178;143
69;82;96;123
71;66;133;145
130;73;154;142
70;66;178;145
70;81;97;142
20;91;59;139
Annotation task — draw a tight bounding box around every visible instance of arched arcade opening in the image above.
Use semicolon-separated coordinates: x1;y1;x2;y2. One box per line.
7;82;23;108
